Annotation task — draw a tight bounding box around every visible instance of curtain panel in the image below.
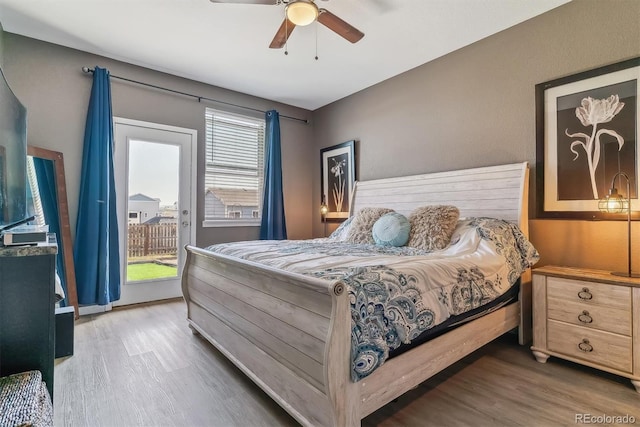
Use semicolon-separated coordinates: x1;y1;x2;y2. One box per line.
74;66;121;306
260;110;287;240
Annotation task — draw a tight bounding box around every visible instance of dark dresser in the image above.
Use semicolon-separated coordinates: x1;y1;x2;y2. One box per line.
0;243;57;399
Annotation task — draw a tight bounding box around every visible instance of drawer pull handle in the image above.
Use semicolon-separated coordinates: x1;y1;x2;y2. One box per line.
578;310;593;324
578;288;593;300
578;339;593;353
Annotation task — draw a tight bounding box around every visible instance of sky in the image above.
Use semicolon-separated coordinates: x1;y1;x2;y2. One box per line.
128;139;179;207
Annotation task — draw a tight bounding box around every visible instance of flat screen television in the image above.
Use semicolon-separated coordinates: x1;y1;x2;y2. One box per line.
0;67;27;225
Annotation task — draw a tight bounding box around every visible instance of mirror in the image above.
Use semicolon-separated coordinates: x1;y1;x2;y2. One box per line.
27;146;78;318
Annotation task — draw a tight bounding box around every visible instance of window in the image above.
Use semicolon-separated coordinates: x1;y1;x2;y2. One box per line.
128;212;138;219
204;108;265;226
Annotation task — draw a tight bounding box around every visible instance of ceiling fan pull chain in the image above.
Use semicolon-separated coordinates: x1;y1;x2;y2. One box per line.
315;19;318;60
284;13;288;55
284;9;289;55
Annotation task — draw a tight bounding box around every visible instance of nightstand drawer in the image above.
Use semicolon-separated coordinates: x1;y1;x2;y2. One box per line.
547;297;631;336
547;320;632;373
547;277;630;309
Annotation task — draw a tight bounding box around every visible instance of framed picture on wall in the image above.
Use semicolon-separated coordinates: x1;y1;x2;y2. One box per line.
536;57;640;219
320;140;356;221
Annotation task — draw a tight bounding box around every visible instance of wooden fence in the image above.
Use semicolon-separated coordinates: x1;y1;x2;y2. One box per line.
128;223;177;258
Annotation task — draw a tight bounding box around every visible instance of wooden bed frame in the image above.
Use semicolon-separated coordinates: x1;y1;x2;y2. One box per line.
182;162;531;427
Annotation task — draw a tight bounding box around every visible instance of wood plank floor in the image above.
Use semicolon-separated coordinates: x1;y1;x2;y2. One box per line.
55;300;640;426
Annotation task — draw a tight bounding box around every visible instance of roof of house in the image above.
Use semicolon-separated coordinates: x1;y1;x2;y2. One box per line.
129;193;160;202
206;188;258;207
143;216;177;225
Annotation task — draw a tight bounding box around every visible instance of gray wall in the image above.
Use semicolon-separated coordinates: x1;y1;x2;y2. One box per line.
3;0;640;272
0;22;4;67
312;0;640;272
2;34;314;246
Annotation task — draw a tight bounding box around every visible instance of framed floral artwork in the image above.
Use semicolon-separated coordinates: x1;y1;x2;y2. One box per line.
536;57;640;219
320;140;356;221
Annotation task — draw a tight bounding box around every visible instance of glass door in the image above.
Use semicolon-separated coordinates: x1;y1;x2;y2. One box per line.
114;118;196;306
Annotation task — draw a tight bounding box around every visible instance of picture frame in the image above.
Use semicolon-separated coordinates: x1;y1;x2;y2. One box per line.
536;57;640;219
320;140;356;221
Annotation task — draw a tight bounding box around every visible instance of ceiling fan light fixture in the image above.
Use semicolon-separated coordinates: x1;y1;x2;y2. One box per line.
286;1;318;26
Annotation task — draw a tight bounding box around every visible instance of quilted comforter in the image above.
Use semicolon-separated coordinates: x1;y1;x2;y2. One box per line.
205;217;539;381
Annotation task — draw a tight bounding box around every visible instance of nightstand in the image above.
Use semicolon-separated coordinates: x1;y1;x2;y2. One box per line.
531;266;640;393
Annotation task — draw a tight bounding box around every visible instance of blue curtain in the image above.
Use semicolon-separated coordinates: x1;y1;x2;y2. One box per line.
74;66;121;305
33;157;67;306
260;110;287;240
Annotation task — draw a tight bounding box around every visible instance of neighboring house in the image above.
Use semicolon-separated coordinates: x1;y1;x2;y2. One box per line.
159;201;178;219
128;193;160;225
143;216;177;225
205;187;259;219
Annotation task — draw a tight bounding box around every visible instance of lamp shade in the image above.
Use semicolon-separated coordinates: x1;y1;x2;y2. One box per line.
286;1;318;26
598;188;628;213
320;193;328;216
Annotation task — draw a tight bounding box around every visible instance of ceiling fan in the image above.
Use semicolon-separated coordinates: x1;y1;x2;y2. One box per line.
209;0;365;49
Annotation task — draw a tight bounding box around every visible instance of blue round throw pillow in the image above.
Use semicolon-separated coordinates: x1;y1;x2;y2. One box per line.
372;212;410;247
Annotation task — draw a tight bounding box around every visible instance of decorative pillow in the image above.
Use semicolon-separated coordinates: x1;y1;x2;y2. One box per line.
372;212;410;247
328;216;354;241
407;205;460;251
345;207;394;244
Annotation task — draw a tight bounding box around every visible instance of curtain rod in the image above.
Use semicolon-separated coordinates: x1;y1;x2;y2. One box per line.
81;67;309;124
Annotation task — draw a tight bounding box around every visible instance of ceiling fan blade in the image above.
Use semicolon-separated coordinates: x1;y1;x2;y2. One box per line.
317;8;364;43
269;19;296;49
209;0;277;4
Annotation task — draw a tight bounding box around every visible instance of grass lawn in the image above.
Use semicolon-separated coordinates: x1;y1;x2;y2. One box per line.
127;262;177;281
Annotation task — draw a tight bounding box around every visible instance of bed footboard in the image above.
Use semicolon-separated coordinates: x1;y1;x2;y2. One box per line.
182;245;358;427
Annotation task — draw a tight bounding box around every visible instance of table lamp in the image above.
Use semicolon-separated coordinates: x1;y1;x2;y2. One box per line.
320;195;328;237
598;172;638;277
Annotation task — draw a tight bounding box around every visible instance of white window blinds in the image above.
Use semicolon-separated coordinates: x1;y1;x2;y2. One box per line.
204;108;265;223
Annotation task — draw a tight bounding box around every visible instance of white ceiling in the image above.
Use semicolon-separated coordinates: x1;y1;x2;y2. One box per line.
0;0;569;110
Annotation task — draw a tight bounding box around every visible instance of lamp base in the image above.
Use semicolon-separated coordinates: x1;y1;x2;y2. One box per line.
611;271;640;278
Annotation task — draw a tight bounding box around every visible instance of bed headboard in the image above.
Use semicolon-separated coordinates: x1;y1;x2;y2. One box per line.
350;162;529;235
